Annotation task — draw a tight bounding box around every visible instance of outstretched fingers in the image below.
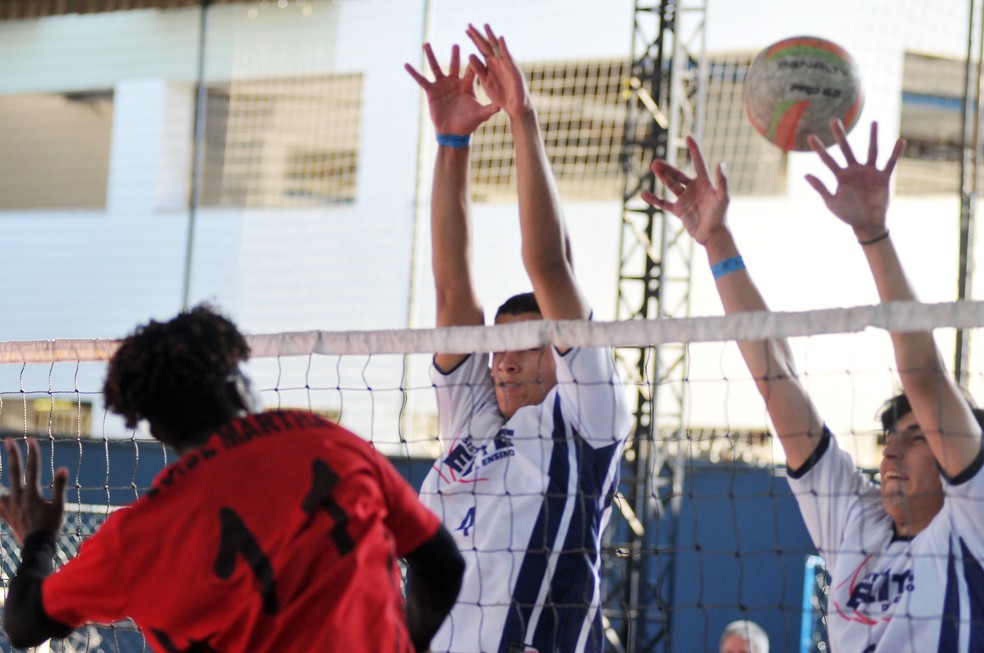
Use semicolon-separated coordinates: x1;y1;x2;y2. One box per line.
483;24;499;49
467;54;488;83
5;439;23;502
25;439;41;497
423;42;444;78
448;44;461;78
686;136;711;182
50;467;68;515
640;190;669;209
404;63;430;89
831;119;859;167
866;121;878;166
650;160;689;196
883;137;905;176
466;23;495;58
496;35;514;62
804;174;833;203
714;162;729;196
808;133;842;174
859;121;905;173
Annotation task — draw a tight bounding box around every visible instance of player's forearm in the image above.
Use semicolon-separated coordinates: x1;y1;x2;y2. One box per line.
860;233;942;372
404;526;464;652
431;145;482;327
4;530;73;648
509;109;567;277
705;230;824;465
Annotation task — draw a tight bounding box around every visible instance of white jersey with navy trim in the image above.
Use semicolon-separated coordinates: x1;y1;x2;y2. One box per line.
788;430;984;653
419;346;631;653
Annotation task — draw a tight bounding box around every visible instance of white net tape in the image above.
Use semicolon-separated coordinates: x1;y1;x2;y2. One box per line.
2;300;980;363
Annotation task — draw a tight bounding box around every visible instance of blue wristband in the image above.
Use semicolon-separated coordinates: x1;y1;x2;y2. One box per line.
436;133;470;148
711;255;745;280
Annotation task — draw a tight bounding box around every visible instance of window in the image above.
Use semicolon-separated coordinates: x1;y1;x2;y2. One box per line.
0;91;113;210
201;73;363;208
471;59;627;201
896;51;965;195
0;396;93;438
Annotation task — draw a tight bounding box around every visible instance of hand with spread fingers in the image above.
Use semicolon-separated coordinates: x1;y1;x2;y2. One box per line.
805;120;905;242
0;439;68;546
641;136;730;247
465;23;533;118
405;42;500;136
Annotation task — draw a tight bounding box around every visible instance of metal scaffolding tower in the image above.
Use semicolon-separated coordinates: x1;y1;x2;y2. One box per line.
604;1;706;650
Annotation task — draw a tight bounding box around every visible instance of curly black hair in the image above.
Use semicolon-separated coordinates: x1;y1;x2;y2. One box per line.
103;304;251;446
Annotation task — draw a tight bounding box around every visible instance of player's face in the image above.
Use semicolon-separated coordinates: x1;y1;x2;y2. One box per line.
491;311;557;418
879;412;945;536
719;635;751;653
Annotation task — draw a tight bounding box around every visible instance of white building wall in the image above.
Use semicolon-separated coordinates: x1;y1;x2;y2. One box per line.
0;0;978;453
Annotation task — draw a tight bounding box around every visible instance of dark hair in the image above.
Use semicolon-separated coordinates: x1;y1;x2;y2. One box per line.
878;391;984;442
103;304;251;446
495;292;541;319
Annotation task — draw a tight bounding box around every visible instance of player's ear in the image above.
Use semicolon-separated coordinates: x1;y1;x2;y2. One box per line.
225;368;260;414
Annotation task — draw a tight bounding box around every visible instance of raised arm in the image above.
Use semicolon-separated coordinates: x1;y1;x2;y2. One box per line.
0;439;73;648
466;24;589;323
642;139;825;470
406;43;499;371
807;120;981;478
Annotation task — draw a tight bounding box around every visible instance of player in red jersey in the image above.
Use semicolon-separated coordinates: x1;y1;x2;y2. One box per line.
0;305;462;652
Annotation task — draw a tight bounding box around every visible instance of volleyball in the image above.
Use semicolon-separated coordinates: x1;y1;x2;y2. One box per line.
742;36;864;151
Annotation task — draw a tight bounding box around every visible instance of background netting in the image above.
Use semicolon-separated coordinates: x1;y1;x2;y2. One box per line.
2;300;984;651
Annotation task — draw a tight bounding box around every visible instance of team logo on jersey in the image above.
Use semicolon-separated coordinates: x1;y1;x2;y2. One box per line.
834;558;914;624
439;428;517;483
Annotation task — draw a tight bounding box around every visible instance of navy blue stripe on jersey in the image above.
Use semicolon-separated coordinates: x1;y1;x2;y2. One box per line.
529;411;619;653
941;537;962;651
940;537;984;651
499;396;573;653
960;537;984;651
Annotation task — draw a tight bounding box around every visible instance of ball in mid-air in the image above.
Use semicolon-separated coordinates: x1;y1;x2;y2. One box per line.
742;36;864;151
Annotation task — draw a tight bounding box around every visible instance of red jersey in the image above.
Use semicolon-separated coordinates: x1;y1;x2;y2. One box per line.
41;410;440;652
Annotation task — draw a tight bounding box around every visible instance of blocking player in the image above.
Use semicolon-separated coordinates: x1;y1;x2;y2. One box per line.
643;121;984;652
0;304;463;653
405;24;632;653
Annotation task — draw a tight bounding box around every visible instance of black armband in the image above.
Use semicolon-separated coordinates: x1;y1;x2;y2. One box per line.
4;530;74;648
404;525;465;652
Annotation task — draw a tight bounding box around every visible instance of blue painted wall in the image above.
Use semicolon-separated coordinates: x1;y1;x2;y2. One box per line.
670;461;817;653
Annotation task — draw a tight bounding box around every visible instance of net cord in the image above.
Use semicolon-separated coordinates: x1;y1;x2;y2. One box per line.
1;299;982;364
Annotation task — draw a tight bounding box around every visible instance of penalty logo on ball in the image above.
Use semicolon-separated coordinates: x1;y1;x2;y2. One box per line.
743;36;864;151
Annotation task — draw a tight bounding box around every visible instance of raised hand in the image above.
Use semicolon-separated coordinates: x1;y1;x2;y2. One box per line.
641;136;730;246
805;120;905;241
0;439;68;546
405;42;500;136
465;24;533;118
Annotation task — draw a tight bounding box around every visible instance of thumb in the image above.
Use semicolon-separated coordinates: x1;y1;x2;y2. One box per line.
478;103;500;122
51;468;69;510
804;174;832;203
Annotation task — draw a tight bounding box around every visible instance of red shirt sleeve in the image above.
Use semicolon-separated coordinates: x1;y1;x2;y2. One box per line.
368;447;440;556
41;511;130;628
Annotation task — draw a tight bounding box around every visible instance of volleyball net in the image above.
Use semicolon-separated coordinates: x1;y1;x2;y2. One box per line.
2;300;983;651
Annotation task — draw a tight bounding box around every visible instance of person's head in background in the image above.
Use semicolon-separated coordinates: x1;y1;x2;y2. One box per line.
719;619;769;653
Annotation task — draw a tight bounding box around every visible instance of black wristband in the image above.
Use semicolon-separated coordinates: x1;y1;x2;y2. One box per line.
858;230;890;246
